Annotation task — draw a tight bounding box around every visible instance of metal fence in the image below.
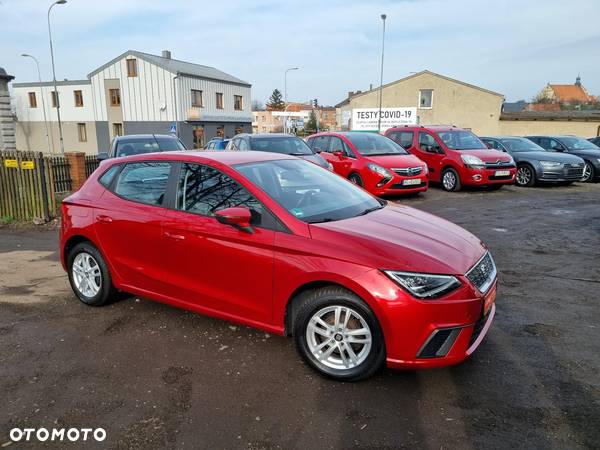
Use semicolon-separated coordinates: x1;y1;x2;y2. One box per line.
85;155;100;178
49;155;72;193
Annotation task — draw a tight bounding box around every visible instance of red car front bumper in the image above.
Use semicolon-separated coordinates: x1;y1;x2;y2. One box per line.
461;167;516;186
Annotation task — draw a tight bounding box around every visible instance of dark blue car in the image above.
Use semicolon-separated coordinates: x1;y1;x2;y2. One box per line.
205;138;230;150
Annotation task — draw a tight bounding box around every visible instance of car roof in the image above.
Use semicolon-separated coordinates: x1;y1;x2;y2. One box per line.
115;134;177;141
483;136;527;140
106;150;296;166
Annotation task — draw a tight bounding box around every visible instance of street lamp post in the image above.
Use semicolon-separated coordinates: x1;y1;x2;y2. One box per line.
173;74;180;138
284;67;299;133
22;54;52;154
377;14;387;133
47;0;67;153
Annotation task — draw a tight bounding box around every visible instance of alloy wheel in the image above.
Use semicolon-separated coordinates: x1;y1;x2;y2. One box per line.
581;163;592;182
305;305;372;370
516;166;532;186
72;252;102;298
442;171;456;190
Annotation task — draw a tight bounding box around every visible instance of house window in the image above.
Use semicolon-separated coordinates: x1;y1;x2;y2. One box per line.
191;90;203;107
234;95;243;110
126;59;138;77
50;91;58;108
109;89;121;106
216;92;224;109
74;90;83;107
28;92;37;108
235;126;243;135
77;123;87;142
113;123;123;137
419;89;433;108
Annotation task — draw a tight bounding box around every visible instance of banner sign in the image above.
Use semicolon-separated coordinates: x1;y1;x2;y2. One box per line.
4;159;18;168
21;161;35;170
352;107;417;132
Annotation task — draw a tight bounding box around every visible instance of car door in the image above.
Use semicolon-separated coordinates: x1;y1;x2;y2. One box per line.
161;162;276;324
416;132;443;179
94;161;174;295
328;136;354;177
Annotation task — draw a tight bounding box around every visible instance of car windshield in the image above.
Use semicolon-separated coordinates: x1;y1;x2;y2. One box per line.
234;159;382;223
500;138;545;152
346;133;407;155
115;137;185;157
435;130;486;150
560;137;600;151
249;137;313;155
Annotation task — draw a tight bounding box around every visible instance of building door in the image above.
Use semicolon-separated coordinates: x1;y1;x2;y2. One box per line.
192;126;204;149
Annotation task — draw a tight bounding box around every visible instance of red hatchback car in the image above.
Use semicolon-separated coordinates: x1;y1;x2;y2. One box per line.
306;132;428;195
60;151;497;381
385;126;516;191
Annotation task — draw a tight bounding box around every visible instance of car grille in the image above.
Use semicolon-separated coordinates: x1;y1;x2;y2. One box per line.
468;311;490;348
466;252;497;294
392;167;423;176
485;161;514;169
564;163;584;178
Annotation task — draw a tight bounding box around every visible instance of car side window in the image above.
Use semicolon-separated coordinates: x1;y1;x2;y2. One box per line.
113;162;172;206
549;139;564;151
418;132;439;152
98;164;121;188
177;163;264;224
537;138;550;149
238;138;250;151
389;131;413;149
342;141;356;158
313;136;330;153
329;137;347;155
207;142;214;150
484;139;500;150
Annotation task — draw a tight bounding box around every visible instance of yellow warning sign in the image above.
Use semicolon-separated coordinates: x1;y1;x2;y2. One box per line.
3;159;18;168
21;161;35;170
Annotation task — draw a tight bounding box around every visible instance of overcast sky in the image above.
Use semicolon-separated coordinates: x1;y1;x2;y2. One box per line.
2;0;599;106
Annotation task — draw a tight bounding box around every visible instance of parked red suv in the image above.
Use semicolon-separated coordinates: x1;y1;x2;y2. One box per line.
306;132;428;195
60;151;497;381
385;126;516;191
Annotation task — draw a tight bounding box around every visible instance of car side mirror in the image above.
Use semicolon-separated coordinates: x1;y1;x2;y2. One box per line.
313;147;323;153
97;152;109;161
332;150;344;158
214;207;253;233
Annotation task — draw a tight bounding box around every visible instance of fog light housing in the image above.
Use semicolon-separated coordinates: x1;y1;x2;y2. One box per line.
472;174;482;181
376;176;392;188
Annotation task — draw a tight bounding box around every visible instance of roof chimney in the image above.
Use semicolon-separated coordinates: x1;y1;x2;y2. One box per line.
162;50;172;60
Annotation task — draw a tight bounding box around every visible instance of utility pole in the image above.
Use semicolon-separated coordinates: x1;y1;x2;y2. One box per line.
48;0;67;153
377;14;387;133
22;54;52;154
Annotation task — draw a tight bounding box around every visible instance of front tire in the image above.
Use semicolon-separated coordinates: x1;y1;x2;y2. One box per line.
293;286;385;381
67;242;116;306
515;164;535;187
441;168;461;192
348;173;364;187
581;162;595;183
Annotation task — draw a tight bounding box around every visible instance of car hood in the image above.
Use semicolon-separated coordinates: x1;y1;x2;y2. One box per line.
363;154;425;169
458;149;513;163
310;203;486;275
299;153;329;168
567;149;600;157
515;152;584;164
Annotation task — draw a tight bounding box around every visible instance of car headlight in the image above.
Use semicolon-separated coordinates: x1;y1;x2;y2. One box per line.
327;162;334;171
506;155;515;165
383;270;462;299
367;163;392;177
539;161;563;169
422;165;428;175
460;154;485;169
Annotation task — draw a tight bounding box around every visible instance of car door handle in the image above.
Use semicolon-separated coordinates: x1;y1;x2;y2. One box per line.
164;231;185;242
97;215;113;223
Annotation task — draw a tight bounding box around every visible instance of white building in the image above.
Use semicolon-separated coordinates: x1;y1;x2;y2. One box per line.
13;50;253;153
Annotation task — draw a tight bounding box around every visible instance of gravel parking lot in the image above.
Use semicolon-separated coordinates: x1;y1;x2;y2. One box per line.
1;183;599;449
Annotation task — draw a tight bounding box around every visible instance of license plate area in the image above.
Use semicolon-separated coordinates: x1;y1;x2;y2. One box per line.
402;178;422;186
495;170;510;176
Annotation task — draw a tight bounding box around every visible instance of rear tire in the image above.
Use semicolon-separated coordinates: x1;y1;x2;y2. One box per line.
293;286;385;381
348;173;364;187
67;242;116;306
441;168;461;192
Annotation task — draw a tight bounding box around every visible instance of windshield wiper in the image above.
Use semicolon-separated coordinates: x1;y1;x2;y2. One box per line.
355;205;384;217
290;152;311;156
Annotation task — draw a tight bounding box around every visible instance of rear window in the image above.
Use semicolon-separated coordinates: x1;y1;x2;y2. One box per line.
113;162;172;206
115;137;185;157
98;164;121;187
249;137;313;155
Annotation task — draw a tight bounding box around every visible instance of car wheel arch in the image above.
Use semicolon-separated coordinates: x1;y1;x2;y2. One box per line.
63;235;93;264
283;279;382;337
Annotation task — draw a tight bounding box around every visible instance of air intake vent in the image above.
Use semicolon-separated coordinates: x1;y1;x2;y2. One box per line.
417;328;461;358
